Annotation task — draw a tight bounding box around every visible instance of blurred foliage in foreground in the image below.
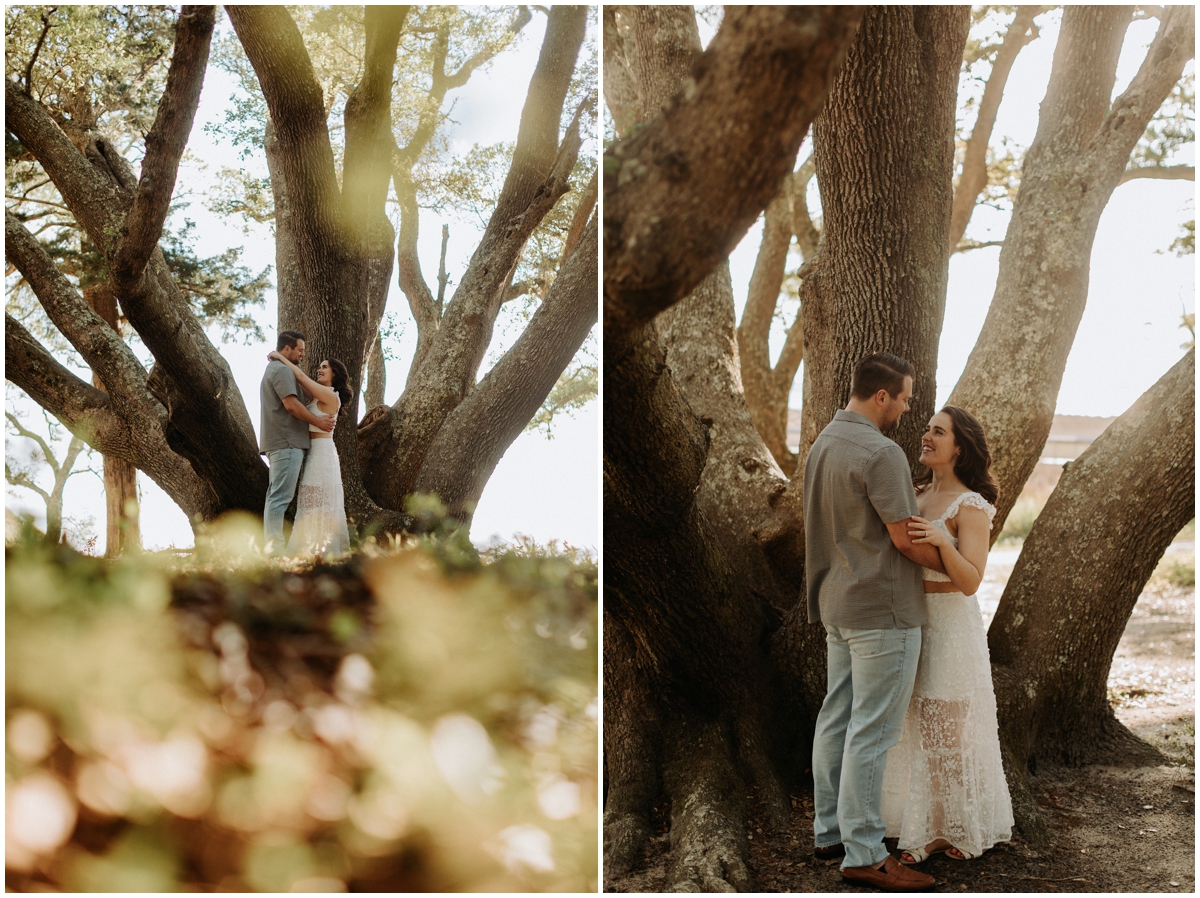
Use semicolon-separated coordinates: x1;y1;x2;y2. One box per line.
6;514;597;891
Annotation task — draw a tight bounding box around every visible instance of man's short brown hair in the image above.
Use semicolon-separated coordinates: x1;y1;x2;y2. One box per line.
850;352;915;400
277;330;306;351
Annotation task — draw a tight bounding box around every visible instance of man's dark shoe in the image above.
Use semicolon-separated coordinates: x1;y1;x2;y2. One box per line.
841;855;936;892
814;843;846;861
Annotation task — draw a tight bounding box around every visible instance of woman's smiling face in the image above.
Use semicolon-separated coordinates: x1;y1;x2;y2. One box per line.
316;360;332;386
919;411;959;467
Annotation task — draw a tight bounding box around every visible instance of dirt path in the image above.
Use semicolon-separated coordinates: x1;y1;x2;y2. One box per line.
605;546;1195;893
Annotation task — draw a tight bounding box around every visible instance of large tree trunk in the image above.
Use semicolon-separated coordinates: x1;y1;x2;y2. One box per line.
799;5;969;466
83;281;141;555
762;6;969;789
987;349;1195;841
602;6;864;887
948;5;1195;534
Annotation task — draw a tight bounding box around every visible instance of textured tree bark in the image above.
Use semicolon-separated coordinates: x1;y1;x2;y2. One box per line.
800;5;970;467
264;120;305;334
988;349;1195;841
947;5;1195;535
948;6;1039;251
605;6;865;347
602;6;863;887
605;327;764;889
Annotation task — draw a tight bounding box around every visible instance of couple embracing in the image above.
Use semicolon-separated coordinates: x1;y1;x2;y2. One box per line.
259;330;353;558
804;352;1013;891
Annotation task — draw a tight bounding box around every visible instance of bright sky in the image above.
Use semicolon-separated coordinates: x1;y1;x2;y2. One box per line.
721;10;1195;422
6;10;600;554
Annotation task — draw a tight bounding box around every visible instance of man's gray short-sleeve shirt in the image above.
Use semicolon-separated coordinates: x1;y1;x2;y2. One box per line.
259;361;311;453
804;409;925;629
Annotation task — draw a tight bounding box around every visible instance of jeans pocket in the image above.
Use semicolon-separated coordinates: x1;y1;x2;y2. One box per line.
845;628;886;658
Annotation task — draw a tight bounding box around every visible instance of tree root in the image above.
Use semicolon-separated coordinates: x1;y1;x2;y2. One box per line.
663;717;754;892
604;809;654;878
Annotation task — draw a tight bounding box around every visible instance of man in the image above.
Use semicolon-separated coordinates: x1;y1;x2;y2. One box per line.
259;330;333;553
803;352;946;892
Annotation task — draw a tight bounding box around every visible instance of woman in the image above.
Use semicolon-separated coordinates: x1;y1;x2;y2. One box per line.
880;406;1013;863
266;350;352;557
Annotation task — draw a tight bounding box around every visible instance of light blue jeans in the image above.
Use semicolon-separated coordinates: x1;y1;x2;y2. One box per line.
263;447;306;553
812;623;921;870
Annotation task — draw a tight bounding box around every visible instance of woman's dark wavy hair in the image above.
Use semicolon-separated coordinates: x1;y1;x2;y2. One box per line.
913;405;999;504
320;358;353;417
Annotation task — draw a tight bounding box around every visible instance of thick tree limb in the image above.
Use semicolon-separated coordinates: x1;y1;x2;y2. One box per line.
988;350;1193;840
561;168;597;265
110;6;216;284
227;5;343;292
5;82;126;240
411;215;598;520
604;6;863;351
6;316;220;524
6;210;150;407
1119;163;1195;184
1088;7;1195;179
395;168;439;385
8;76;264;513
393;9;528;388
6;314;121;450
343;6;407;225
948;5;1194;534
602;8;639;136
949;6;1039;250
737;185;797;474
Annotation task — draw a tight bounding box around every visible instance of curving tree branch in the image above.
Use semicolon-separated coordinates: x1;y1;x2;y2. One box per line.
412;215;598;520
110;6;216;284
603;6;864;351
6;210;150;406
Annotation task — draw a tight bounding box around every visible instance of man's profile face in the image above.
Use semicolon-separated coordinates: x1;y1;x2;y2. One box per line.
280;339;305;363
880;375;913;433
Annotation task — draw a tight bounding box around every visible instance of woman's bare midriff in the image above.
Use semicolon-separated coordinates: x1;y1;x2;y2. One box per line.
924;581;964;593
311;432;333;439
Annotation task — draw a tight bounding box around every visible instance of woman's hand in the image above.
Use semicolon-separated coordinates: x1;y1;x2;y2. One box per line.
908;515;952;550
267;350;284;362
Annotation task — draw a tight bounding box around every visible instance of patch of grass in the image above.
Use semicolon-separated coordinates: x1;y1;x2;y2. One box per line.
997;495;1044;545
1149;718;1196;767
1153;553;1195;588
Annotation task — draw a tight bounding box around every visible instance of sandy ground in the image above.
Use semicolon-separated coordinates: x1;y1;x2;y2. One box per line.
605;543;1195;893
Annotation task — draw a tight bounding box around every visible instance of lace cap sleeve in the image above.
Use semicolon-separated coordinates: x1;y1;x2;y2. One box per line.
954;492;996;530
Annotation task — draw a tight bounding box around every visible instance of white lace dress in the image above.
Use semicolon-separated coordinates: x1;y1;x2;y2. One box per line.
881;491;1013;857
287;396;350;557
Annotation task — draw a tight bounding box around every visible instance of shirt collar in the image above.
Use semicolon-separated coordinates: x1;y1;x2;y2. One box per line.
834;408;881;433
